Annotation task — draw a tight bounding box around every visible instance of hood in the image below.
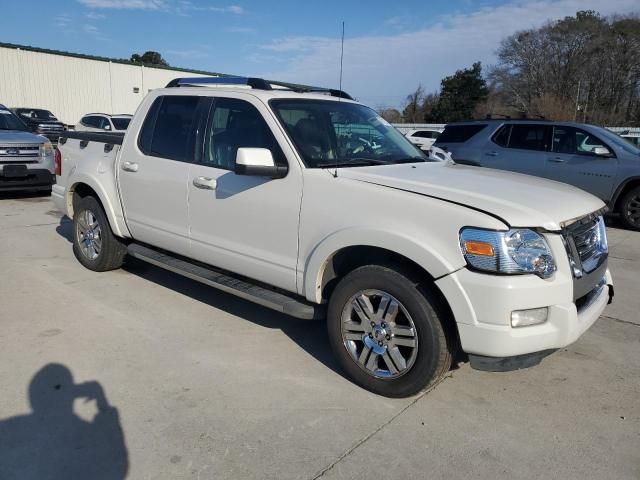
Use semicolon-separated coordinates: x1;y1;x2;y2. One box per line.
339;161;605;231
0;130;46;144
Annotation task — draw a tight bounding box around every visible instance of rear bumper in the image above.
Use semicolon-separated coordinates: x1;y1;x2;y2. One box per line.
0;169;55;191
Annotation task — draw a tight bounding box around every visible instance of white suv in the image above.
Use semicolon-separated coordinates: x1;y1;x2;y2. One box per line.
405;128;442;150
54;77;613;397
75;113;132;133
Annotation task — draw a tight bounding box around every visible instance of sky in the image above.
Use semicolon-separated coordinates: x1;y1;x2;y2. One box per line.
2;0;639;108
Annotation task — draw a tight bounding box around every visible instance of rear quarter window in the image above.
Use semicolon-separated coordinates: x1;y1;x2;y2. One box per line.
435;124;486;143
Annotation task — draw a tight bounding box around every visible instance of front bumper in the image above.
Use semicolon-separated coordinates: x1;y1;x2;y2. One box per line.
436;262;613;359
0;168;55;191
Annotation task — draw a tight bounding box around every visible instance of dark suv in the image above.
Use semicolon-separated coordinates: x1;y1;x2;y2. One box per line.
13;108;65;142
434;120;640;230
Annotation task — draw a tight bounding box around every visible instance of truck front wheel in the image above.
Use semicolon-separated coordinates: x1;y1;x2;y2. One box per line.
72;196;127;271
327;265;453;398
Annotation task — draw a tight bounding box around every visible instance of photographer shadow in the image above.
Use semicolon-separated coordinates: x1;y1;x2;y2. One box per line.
0;364;128;480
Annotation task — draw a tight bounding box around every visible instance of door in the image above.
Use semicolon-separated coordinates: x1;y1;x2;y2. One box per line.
546;125;618;200
483;123;551;176
188;96;302;292
119;94;204;256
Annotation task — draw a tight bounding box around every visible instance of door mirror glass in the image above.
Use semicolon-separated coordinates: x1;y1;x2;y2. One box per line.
235;148;287;178
104;124;111;131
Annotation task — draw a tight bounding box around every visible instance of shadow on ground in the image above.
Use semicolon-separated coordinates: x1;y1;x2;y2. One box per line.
0;364;128;480
54;217;343;379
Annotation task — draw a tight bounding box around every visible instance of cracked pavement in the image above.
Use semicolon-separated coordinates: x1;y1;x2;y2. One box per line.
0;194;638;480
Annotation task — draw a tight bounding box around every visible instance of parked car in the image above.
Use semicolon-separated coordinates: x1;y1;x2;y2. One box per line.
434;120;640;230
405;128;442;150
0;104;55;194
54;77;613;397
13;107;66;142
75;113;132;133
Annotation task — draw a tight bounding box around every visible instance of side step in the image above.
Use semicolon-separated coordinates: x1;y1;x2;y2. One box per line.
127;243;323;320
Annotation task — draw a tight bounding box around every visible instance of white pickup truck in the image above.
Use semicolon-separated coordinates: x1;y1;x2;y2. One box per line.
54;77;614;397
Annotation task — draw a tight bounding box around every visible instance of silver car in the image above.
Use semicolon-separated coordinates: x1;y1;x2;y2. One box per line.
435;120;640;230
0;105;55;194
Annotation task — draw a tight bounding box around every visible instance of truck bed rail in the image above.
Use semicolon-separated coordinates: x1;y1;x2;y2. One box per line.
59;131;125;145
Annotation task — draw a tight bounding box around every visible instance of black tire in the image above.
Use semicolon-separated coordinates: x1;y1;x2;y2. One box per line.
619;186;640;231
72;195;127;271
327;265;453;398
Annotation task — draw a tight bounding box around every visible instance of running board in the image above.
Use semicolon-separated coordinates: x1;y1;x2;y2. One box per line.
127;243;323;320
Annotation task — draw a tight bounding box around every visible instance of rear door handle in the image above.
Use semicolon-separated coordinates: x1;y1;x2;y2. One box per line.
485;151;498;157
193;176;217;190
122;161;139;172
549;157;566;163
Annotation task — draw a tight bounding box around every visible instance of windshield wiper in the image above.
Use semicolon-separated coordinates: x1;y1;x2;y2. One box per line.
392;157;427;164
317;158;391;168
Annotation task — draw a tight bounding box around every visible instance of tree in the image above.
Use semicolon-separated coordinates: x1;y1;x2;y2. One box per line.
490;11;640;124
431;62;488;122
402;85;425;123
378;107;402;123
130;51;169;66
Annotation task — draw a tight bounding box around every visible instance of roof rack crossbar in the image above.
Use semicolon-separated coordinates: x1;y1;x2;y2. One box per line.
166;76;353;100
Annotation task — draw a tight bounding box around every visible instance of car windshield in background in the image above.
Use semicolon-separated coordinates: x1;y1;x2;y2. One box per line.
17;109;57;120
596;126;640;156
270;99;427;168
112;118;131;130
0;110;29;131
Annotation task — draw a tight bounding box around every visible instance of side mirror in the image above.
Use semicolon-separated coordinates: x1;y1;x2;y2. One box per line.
104;124;112;131
593;146;611;157
235;148;287;178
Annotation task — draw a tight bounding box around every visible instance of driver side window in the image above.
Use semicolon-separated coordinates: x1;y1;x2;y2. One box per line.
202;98;286;170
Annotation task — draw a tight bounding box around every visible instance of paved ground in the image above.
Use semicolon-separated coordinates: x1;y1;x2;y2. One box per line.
0;193;638;480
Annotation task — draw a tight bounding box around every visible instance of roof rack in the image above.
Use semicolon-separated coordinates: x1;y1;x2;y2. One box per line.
166;76;353;100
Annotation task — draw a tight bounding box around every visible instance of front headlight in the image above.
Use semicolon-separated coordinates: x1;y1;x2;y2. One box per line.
40;142;54;162
460;227;556;279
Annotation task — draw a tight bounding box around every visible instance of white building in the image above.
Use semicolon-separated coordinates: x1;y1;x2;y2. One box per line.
0;42;223;125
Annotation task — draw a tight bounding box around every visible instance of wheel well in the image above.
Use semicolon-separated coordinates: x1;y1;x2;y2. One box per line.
320;245;461;351
614;179;640;212
70;183;102;217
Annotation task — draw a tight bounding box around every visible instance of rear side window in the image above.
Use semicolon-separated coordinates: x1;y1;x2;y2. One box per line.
491;125;511;147
508;124;551;151
82;116;100;128
435;124;486;143
139;96;200;162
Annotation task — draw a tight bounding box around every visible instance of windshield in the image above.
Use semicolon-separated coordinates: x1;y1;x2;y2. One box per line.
594;126;640;156
112;117;131;130
270;99;428;168
0;109;29;131
17;109;58;121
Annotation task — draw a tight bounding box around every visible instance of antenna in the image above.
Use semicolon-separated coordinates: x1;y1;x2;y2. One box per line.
333;21;345;178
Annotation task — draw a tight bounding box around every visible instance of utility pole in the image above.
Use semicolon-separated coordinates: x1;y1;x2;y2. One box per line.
574;80;581;121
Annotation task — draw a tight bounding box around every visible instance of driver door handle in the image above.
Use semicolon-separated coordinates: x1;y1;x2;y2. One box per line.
549;156;566;163
193;176;217;190
121;161;139;172
485;151;498;157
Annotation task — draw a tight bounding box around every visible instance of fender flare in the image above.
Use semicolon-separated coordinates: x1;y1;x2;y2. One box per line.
67;174;130;238
302;227;463;303
611;176;640;209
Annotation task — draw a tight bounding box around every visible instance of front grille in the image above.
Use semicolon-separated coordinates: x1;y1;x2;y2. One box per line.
37;124;64;132
0;144;40;163
562;214;608;278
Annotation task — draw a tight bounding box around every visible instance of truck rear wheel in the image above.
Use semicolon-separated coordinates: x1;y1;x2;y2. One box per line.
620;186;640;231
327;265;453;398
73;196;127;271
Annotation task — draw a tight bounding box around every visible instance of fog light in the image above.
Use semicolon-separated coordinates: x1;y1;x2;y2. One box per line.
511;307;548;328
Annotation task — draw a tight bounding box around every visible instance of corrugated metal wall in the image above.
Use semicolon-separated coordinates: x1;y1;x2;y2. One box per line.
0;46;208;125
